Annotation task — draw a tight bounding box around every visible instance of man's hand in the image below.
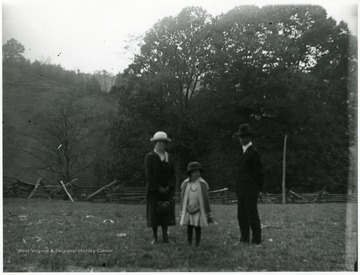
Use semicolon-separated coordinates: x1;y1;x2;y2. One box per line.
207;213;214;224
259;192;266;203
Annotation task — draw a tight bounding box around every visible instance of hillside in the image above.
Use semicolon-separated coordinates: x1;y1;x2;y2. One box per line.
3;66;118;185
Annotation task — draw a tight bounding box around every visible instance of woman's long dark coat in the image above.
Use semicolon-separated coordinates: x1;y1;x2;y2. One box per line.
144;151;176;227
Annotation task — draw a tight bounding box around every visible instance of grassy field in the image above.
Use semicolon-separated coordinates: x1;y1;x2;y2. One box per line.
3;198;357;271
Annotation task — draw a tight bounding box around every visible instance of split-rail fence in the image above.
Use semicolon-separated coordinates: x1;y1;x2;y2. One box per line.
3;176;357;204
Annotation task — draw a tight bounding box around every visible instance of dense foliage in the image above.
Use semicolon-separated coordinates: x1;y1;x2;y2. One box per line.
109;5;357;193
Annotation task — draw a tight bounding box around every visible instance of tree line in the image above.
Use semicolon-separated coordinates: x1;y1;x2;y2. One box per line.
108;5;357;193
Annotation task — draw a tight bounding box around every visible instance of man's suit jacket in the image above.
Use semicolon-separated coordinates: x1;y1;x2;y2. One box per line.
236;145;264;198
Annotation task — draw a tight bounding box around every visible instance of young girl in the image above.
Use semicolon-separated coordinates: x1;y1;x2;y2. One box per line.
180;161;214;246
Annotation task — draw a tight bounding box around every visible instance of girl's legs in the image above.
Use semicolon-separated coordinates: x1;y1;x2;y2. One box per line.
187;225;194;245
195;226;201;246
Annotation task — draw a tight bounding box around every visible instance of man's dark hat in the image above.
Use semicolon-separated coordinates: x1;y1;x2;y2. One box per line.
234;123;255;137
186;161;204;175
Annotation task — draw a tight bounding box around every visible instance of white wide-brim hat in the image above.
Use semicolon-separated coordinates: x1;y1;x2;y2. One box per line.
150;131;172;142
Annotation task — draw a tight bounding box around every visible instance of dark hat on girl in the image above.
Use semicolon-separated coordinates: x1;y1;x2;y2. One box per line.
234;123;255;137
186;161;204;175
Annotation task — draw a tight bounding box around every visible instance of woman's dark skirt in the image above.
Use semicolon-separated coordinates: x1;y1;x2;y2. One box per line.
146;191;176;227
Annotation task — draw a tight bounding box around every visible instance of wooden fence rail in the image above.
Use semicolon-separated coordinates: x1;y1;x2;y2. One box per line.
3;177;357;204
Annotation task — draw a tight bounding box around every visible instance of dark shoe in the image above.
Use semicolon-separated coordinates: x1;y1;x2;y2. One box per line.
238;222;250;243
187;237;192;245
151;239;158;245
233;239;249;246
250;222;261;245
163;238;174;244
163;234;170;243
251;240;261;245
163;233;172;243
240;237;250;244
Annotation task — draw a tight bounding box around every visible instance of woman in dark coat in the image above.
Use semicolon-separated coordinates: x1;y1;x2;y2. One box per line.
144;131;176;244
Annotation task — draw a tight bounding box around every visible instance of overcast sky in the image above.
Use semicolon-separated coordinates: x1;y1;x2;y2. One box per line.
2;0;358;75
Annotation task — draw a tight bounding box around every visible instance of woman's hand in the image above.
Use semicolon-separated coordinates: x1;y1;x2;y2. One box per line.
207;213;214;223
159;186;170;194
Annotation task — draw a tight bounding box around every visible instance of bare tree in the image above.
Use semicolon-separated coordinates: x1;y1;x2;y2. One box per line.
25;93;108;188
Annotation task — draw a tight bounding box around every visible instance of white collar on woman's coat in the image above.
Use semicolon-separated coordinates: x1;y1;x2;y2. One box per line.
153;149;169;162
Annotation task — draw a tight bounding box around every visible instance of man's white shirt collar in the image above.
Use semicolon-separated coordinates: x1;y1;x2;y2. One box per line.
242;141;253;153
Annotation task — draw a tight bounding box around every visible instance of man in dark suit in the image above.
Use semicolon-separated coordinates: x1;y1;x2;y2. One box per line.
234;123;264;245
